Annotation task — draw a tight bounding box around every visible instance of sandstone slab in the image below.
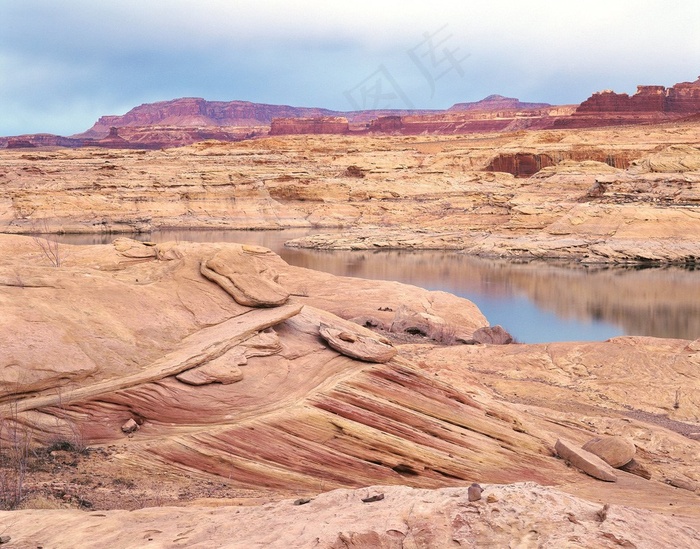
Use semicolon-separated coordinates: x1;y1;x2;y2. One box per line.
2;484;699;549
319;322;397;363
555;438;618;482
201;248;289;307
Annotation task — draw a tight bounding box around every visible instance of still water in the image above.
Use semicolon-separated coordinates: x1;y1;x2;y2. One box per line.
57;229;700;344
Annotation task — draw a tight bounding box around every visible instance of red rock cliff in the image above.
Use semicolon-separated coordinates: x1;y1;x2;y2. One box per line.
269;117;350;135
576;78;700;114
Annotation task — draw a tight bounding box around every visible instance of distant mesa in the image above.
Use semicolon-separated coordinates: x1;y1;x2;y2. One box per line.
448;94;551;111
2;75;700;149
555;76;700;128
269;117;350;136
577;77;700;113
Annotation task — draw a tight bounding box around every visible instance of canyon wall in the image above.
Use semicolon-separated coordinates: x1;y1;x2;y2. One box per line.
556;77;700;128
269;117;350;135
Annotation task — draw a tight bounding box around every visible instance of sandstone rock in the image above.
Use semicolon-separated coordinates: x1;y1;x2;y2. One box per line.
472;325;514;345
2;484;700;549
582;436;636;468
121;418;139;434
84;97;349;137
175;329;282;386
319;322;396;363
665;477;697;492
555;438;617;482
201;248;289;307
467;483;483;501
629;145;700;173
113;238;158;259
270;117;349;135
685;339;700;352
619;459;651;480
176;350;246;386
344;165;365;178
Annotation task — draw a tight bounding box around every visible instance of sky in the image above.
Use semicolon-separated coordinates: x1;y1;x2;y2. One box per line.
2;0;700;136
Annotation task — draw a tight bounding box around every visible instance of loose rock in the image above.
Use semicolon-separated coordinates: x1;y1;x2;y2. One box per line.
582;436;636;468
472;325;514;345
555;438;617;482
619;459;651;480
201;249;289;307
468;483;483;501
121;419;139;434
319;323;396;363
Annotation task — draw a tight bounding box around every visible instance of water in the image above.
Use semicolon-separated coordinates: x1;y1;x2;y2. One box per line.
54;229;700;344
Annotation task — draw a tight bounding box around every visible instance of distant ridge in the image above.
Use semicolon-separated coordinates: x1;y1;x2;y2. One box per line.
3;73;700;149
76;95;548;138
448;94;551;111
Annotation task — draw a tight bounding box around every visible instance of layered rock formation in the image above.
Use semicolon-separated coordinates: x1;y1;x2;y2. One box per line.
0;234;699;545
2;123;699;263
3;75;699;150
557;77;700;128
80;98;344;137
269;117;350;135
448;94;551;111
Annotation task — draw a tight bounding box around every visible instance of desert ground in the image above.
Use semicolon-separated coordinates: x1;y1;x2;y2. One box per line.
1;121;699;547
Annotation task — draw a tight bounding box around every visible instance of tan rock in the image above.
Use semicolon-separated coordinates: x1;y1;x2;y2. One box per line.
582;436;636;468
619;459;651;480
319;322;396;363
686;339;700;352
2;484;700;549
121;418;139;434
472;325;514;345
113;238;157;258
201;248;289;307
555;438;617;482
176;350;246;386
467;483;483;501
665;477;697;492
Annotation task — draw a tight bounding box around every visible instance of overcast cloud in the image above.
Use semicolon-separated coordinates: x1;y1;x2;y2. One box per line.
2;0;699;136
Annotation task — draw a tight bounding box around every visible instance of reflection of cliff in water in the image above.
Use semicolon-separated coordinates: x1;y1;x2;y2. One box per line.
279;248;700;341
55;229;700;341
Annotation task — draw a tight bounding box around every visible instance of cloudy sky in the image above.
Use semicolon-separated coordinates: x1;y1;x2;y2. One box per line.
2;0;699;136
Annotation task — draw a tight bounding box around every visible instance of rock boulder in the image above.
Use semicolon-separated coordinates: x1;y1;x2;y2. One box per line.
582;436;636;468
555;438;617;482
319;323;397;363
201;248;289;307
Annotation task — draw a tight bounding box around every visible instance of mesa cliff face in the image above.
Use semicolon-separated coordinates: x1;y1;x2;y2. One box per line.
556;77;700;128
81;97;342;137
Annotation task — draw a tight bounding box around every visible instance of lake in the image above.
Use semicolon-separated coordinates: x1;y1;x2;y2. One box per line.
55;229;700;344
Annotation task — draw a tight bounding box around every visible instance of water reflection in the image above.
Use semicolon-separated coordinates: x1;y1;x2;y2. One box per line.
54;230;700;343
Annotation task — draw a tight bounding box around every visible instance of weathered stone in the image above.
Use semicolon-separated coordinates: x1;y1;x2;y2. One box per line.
319;322;396;363
665;477;697;492
686;339;700;353
582;436;636;468
619;459;651;480
269;117;349;136
121;418;139;434
113;238;158;259
176;350;246;386
472;325;514;345
468;483;483;501
555;438;617;482
201;249;289;307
